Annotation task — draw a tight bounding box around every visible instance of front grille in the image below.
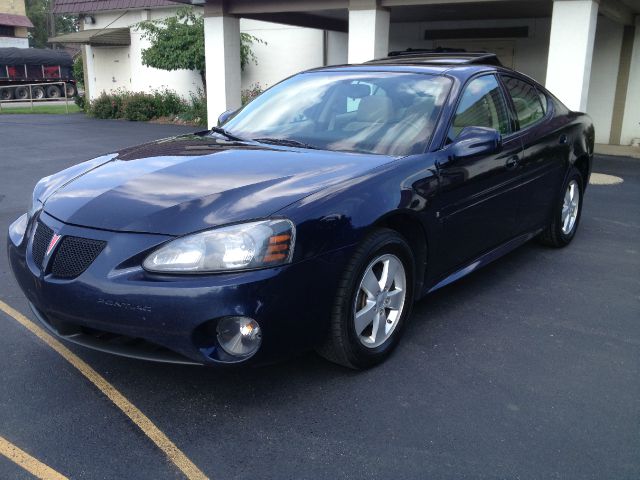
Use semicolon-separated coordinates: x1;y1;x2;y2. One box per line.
51;236;106;278
32;221;53;269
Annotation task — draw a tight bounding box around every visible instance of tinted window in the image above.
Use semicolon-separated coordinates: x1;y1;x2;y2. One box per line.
224;72;452;156
501;76;545;128
449;75;510;141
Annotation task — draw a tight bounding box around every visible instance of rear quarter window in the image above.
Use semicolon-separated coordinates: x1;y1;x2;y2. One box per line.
501;75;546;129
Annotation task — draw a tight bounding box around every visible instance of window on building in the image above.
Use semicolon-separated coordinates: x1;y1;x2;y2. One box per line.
449;75;510;141
0;25;15;37
501;76;546;129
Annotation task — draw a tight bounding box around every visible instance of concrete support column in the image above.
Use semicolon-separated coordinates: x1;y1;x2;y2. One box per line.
620;16;640;145
545;0;598;112
204;4;241;128
348;0;390;63
82;45;96;102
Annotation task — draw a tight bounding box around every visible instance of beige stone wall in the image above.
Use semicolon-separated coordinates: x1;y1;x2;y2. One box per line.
0;0;27;16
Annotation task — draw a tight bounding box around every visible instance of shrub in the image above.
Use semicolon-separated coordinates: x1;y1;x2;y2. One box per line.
179;88;207;127
74;94;86;110
153;88;186;117
122;93;158;121
241;83;263;106
88;88;188;121
89;91;123;119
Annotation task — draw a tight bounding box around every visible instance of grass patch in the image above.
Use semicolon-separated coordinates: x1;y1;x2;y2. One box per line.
0;103;82;114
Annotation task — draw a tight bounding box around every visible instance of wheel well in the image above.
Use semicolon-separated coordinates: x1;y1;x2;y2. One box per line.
374;214;428;294
574;155;590;188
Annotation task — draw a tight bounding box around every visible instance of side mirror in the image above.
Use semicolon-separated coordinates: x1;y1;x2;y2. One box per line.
217;109;237;126
449;126;503;160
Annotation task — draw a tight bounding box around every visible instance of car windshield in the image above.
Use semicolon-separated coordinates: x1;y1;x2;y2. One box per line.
222;71;451;156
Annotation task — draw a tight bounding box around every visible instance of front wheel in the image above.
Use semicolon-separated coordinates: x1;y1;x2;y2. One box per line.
538;167;584;247
317;229;415;369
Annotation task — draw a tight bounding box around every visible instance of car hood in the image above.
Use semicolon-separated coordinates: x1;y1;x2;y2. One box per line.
41;134;396;235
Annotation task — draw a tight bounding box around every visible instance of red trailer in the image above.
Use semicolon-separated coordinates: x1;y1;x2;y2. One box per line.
0;48;77;101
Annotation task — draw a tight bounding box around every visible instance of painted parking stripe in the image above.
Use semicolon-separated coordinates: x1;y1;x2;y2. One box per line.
0;300;209;480
0;435;68;480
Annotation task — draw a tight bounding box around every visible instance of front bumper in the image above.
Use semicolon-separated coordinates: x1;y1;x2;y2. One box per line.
8;212;351;366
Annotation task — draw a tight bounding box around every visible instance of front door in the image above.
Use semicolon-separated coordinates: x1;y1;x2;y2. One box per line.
434;74;524;273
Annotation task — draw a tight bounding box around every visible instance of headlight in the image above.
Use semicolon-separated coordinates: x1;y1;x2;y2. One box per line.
143;219;295;273
9;213;28;247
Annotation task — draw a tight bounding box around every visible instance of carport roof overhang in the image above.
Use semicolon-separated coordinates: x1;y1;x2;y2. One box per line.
174;0;640;27
48;28;131;46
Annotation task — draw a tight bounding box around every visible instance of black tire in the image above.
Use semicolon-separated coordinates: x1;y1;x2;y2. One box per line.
64;83;77;98
538;166;584;247
45;85;61;99
14;86;29;100
0;88;13;100
32;86;45;100
317;228;415;369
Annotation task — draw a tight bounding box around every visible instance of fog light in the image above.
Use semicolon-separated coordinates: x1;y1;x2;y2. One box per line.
217;317;262;358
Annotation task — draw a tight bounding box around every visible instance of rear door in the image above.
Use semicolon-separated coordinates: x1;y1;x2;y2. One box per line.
499;75;568;233
435;74;524;270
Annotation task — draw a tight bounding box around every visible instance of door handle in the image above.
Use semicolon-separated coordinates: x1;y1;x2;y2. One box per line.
559;134;568;144
505;155;520;169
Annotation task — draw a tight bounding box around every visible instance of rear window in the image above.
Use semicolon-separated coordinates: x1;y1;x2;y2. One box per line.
501;76;546;129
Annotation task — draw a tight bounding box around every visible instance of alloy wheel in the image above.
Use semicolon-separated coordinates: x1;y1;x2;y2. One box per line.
353;253;406;348
561;179;580;235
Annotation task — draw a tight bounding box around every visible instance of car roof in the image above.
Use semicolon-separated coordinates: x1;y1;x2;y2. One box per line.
307;51;506;80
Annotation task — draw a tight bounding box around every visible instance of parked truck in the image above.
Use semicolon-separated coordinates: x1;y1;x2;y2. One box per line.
0;48;77;101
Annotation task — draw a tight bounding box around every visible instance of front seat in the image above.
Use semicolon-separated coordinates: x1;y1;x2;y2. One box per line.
344;96;393;132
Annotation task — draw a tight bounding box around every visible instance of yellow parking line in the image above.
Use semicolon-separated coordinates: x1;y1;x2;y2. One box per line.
0;300;209;480
0;435;68;480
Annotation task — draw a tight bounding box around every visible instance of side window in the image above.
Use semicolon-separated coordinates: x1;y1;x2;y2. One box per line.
449;75;510;141
501;76;545;129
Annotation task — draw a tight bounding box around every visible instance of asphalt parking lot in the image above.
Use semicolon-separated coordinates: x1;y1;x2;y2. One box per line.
0;113;638;480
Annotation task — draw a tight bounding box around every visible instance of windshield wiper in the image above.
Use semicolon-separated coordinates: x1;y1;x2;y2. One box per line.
210;126;249;142
253;137;320;150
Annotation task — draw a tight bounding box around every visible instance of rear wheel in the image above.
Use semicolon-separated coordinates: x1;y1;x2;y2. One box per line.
32;86;45;100
46;85;61;99
317;229;415;369
14;86;29;100
538;167;584;247
0;88;13;100
64;83;77;98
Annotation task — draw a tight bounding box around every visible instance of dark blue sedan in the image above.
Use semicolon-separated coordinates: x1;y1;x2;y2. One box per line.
8;52;594;368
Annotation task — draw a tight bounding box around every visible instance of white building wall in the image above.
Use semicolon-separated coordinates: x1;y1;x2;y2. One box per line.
0;36;28;48
239;19;325;90
620;17;640;146
587;16;624;144
87;8;202;101
389;18;551;83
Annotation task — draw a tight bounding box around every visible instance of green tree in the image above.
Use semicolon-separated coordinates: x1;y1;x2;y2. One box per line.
137;7;264;89
26;0;77;48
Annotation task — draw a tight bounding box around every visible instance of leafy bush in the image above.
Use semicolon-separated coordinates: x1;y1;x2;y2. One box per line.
89;91;123;119
74;93;86;110
179;88;207;127
122;93;158;121
153;88;186;117
88;88;188;122
241;83;263;106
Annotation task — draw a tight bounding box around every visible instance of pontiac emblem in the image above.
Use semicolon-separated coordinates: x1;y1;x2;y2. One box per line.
46;233;62;256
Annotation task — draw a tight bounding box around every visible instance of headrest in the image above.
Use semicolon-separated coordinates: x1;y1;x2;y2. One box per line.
356;96;393;123
342;83;371;99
